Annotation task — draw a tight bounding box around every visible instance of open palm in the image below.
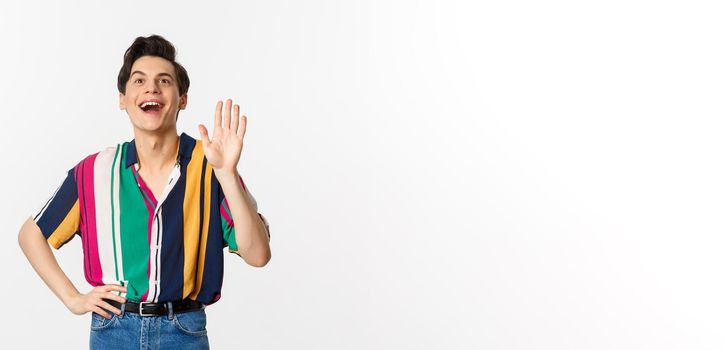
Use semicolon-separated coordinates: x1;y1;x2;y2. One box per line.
198;99;247;171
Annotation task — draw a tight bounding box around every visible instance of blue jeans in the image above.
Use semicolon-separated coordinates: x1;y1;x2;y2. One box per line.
89;302;210;349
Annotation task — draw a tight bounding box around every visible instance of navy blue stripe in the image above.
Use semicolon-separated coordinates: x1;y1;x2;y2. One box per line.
157;160;189;302
198;169;226;303
36;167;79;241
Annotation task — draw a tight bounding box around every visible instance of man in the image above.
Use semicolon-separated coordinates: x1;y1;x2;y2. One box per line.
17;34;271;349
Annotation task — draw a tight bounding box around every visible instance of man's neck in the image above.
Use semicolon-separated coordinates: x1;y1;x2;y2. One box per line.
133;129;180;174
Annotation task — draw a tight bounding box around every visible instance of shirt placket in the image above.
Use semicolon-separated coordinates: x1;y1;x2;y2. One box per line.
134;161;182;302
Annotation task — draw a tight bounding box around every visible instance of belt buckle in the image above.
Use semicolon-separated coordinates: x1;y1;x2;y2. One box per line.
139;302;153;317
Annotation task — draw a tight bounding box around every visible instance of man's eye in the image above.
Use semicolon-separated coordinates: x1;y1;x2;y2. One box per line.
161;79;170;84
134;78;143;84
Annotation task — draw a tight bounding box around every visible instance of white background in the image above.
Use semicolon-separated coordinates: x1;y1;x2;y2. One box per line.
1;0;723;349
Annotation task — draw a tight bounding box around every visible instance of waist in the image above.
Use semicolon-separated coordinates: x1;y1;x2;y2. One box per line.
108;299;205;317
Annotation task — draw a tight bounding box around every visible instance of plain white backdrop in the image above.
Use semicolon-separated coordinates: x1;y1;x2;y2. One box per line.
1;0;723;349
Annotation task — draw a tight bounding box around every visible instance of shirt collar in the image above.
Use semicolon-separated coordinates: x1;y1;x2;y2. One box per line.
125;132;196;168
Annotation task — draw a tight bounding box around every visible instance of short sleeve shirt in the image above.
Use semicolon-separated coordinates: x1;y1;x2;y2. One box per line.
32;132;270;305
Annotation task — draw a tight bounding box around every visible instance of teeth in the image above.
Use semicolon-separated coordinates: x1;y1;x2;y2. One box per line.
140;101;162;108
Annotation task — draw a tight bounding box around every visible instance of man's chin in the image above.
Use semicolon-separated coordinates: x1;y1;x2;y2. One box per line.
131;121;175;134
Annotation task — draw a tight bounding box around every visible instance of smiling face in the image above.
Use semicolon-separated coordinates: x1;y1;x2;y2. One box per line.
119;55;187;134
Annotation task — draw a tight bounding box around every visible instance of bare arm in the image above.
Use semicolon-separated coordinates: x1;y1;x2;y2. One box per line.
216;169;271;267
17;216;127;319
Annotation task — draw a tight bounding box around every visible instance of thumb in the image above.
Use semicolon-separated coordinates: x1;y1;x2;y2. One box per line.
198;124;211;145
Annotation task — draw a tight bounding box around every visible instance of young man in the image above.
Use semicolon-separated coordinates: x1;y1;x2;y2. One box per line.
17;35;271;349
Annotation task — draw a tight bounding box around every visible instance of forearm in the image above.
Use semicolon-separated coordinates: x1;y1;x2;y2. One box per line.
18;217;80;307
215;169;271;267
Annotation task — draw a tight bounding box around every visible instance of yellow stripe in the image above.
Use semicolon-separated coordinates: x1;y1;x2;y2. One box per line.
182;140;204;298
47;200;80;249
190;158;213;299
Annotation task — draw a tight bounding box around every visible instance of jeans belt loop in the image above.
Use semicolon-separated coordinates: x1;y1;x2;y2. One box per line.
167;301;174;320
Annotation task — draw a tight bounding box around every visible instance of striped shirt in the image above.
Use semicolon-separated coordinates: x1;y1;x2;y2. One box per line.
33;132;270;306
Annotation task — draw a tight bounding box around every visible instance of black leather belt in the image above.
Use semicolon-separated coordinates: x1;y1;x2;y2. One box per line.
107;299;205;316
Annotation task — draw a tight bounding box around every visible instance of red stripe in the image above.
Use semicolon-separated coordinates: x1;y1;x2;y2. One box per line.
220;198;233;227
77;153;103;286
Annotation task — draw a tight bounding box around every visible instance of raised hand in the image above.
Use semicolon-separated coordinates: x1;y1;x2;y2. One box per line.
198;99;247;172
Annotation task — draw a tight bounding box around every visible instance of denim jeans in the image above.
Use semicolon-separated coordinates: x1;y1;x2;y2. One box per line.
89;302;210;349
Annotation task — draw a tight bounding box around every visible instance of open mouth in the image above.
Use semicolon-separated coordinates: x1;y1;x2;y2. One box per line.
139;101;165;114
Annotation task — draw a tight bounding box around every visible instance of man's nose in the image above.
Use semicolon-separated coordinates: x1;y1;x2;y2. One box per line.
145;81;160;93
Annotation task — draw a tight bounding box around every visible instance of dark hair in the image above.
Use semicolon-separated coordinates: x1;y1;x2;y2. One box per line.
117;34;190;96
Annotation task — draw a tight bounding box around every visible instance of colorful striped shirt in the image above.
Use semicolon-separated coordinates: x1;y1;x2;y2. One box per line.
33;132;270;306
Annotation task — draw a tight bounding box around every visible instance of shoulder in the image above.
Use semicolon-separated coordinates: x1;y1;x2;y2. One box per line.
71;143;125;172
179;132;205;165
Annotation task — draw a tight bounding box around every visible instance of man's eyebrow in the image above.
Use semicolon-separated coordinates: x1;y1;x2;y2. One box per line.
130;71;175;80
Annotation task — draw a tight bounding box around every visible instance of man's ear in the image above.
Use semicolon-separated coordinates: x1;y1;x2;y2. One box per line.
179;93;188;110
119;92;126;110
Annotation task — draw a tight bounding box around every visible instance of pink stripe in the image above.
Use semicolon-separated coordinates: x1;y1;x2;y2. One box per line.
77;153;103;286
134;166;158;205
131;165;157;240
220;198;234;227
218;175;245;228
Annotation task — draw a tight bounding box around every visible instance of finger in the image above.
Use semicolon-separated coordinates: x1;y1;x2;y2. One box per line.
215;100;222;129
92;306;111;319
98;300;122;315
107;291;128;304
230;104;240;134
224;99;232;130
101;284;127;293
238;115;247;139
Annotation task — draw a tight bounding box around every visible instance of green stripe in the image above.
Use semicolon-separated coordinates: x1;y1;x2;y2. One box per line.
119;144;150;301
110;144;121;292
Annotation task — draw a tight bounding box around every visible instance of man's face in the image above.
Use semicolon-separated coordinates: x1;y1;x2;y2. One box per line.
119;55;187;133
